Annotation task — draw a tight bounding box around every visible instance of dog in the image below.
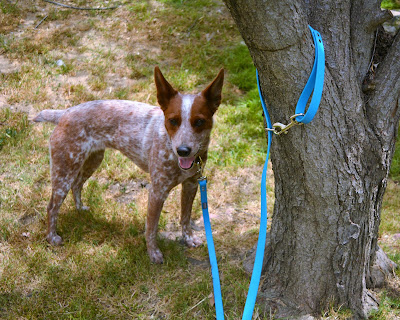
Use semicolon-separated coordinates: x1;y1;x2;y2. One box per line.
33;67;224;263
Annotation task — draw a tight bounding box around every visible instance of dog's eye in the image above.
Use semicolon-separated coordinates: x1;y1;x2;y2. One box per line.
169;118;179;127
194;119;205;128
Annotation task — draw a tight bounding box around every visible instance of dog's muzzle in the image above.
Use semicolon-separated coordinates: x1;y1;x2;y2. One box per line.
177;145;196;170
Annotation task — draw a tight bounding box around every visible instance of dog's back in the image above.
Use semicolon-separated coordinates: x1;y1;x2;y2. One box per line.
34;100;162;126
35;100;166;173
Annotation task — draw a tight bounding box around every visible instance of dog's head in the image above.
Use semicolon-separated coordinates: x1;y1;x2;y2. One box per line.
154;66;224;170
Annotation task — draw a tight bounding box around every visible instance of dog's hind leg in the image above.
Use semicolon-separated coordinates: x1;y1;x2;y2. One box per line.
71;150;105;211
181;177;203;247
46;136;88;246
47;173;79;246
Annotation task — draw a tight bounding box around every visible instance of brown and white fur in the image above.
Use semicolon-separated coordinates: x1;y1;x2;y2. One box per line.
34;67;224;263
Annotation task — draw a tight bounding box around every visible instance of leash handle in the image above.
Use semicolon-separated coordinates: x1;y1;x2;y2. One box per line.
198;178;225;319
294;26;325;124
263;26;325;134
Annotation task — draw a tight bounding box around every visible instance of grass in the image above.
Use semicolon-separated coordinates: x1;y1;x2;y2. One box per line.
381;0;400;10
0;109;30;151
0;0;399;319
389;127;400;181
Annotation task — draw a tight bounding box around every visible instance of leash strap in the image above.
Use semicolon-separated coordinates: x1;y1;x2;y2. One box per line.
198;25;324;320
198;178;225;319
294;26;325;124
240;71;272;320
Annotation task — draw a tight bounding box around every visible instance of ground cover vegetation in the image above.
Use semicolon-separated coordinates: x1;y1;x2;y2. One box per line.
381;0;400;10
0;0;398;319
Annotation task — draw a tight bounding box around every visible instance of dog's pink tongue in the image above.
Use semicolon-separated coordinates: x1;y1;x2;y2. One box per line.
179;157;195;169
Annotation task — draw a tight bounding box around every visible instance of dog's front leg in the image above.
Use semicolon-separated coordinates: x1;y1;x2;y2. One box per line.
146;187;167;264
181;177;203;247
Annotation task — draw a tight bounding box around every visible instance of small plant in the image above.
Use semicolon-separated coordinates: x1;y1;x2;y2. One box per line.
58;62;74;75
114;87;129;99
0;1;21;33
0;109;30;151
0;34;10;53
0;1;20;14
64;83;98;104
89;77;108;91
127;0;151;20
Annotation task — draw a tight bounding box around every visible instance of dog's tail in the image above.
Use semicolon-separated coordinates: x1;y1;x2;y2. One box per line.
32;109;66;124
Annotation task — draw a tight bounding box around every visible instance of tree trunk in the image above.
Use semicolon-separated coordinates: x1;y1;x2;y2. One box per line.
223;0;400;318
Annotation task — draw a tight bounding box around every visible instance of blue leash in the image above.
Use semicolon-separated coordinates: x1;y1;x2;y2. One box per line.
294;26;325;124
198;178;225;319
197;25;325;320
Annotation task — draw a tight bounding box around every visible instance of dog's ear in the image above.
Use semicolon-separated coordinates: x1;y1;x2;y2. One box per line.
202;69;224;112
154;66;178;110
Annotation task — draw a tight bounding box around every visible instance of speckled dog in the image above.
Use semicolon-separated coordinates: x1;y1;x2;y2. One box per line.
34;67;224;263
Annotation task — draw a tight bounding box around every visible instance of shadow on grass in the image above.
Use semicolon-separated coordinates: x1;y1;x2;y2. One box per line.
1;201;191;319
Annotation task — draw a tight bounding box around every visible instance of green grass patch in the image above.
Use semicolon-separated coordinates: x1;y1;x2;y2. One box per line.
0;109;30;151
0;1;23;33
389;127;400;181
369;292;400;320
380;181;400;235
0;1;20;15
210;88;266;168
381;0;400;9
224;43;256;92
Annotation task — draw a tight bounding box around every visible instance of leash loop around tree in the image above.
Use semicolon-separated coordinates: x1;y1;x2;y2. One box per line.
265;26;325;134
294;26;325;124
197;25;325;320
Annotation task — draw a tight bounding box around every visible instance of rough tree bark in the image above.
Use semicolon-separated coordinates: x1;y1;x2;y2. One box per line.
223;0;399;318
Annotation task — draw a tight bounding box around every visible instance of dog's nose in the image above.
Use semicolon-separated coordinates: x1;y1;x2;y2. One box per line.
177;145;192;157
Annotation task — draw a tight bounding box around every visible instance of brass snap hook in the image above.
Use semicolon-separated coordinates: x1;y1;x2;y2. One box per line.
196;156;206;180
266;113;305;135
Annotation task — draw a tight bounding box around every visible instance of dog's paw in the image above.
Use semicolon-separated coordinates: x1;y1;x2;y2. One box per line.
148;248;164;264
46;233;63;246
184;234;203;247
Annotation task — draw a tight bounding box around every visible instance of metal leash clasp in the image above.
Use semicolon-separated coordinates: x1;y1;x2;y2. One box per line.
266;113;304;135
196;156;207;181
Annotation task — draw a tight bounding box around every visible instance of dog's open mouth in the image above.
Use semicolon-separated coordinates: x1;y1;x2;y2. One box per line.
178;156;196;170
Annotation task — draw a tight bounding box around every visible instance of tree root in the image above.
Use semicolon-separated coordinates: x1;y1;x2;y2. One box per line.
367;246;398;289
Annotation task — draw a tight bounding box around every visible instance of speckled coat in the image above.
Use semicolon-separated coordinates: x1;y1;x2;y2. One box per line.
34;67;224;263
